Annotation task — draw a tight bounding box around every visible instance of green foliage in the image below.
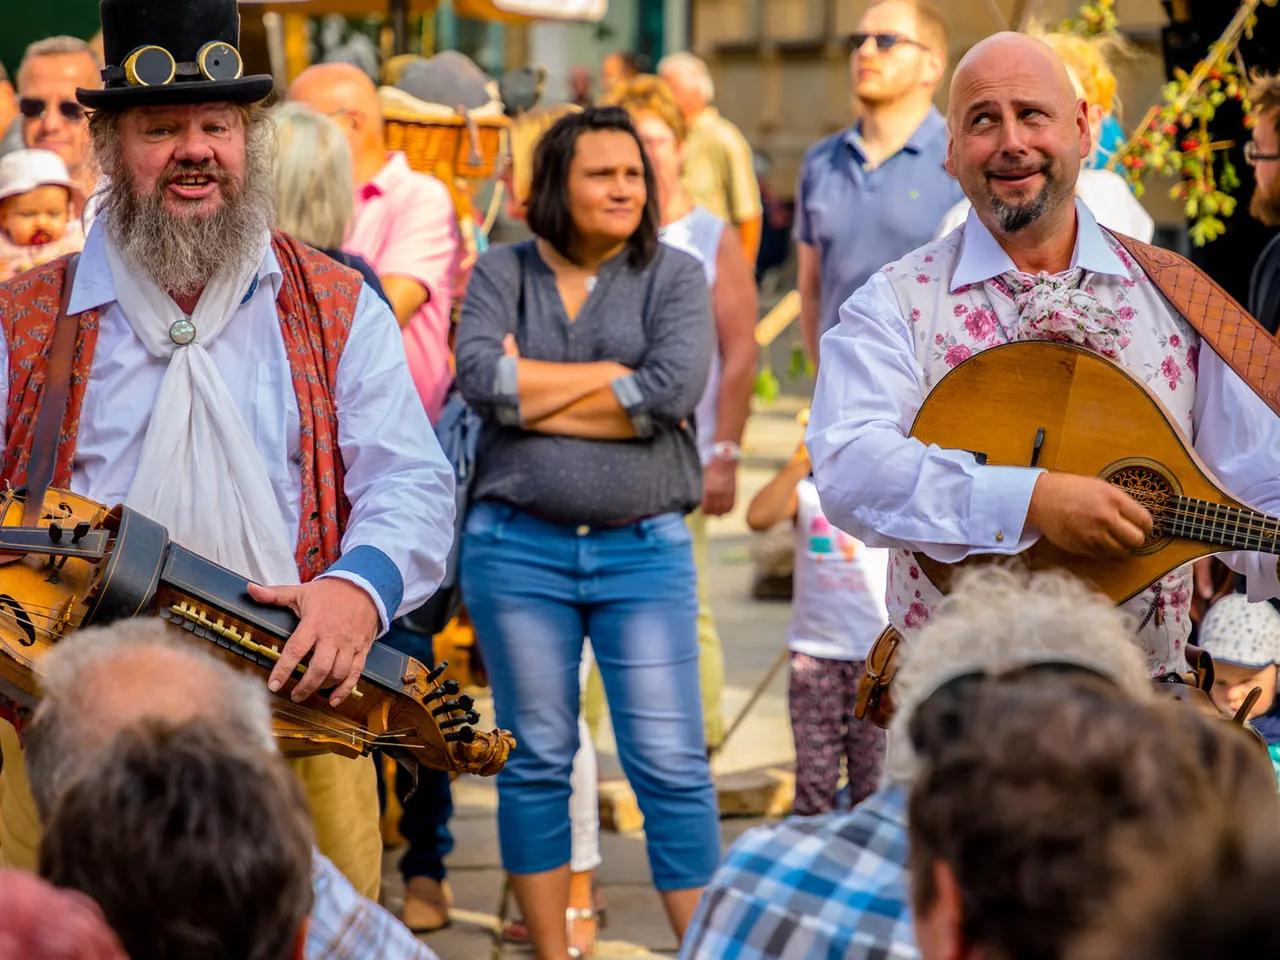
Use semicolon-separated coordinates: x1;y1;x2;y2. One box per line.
1060;0;1119;37
754;367;780;403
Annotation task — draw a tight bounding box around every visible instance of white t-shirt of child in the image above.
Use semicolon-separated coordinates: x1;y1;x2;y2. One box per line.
788;479;889;661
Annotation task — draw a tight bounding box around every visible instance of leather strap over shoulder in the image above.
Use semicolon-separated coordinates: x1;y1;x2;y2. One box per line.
21;253;81;527
1109;231;1280;417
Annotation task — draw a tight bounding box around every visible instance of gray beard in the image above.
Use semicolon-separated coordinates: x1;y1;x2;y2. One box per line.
99;151;273;298
991;191;1050;233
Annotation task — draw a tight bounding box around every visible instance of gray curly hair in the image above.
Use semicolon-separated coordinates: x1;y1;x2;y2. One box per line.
886;566;1152;785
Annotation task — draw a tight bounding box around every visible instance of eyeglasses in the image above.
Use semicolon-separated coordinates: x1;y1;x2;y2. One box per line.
101;41;243;88
850;32;929;53
18;97;85;123
1245;140;1280;166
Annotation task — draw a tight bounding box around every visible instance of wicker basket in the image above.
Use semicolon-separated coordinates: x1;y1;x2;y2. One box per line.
383;108;509;182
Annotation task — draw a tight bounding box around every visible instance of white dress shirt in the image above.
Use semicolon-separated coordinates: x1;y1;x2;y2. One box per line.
808;203;1280;625
0;222;456;628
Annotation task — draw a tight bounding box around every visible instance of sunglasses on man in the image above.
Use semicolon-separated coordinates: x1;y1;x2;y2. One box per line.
18;97;85;123
850;32;929;52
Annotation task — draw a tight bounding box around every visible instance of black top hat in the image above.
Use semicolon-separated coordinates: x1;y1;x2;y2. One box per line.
78;0;273;109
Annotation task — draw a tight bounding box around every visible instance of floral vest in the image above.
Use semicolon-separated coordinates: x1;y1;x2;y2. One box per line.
0;232;362;583
882;227;1199;675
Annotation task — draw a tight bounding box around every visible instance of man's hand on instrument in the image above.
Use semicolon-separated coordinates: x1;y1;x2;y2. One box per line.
248;578;381;706
1028;472;1153;558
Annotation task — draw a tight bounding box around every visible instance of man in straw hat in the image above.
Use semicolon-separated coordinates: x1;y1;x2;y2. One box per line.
0;0;456;899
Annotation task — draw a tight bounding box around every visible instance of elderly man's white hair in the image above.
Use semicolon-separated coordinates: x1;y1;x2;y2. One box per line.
885;566;1152;785
25;617;276;818
657;52;715;102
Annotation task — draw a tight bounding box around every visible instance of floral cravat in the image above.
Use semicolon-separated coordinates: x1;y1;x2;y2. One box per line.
994;267;1132;360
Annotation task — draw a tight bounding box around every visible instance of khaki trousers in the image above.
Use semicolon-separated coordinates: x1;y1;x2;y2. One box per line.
0;719;382;899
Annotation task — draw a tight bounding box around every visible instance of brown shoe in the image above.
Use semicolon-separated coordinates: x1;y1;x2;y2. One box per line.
402;877;451;933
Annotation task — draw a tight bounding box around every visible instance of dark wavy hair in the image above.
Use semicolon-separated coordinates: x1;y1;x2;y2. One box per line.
525;105;660;268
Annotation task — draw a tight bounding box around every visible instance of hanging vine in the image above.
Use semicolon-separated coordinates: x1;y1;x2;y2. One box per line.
1107;0;1277;245
1059;0;1119;37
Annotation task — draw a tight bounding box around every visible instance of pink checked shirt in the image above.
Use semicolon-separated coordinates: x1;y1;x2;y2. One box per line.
345;152;460;421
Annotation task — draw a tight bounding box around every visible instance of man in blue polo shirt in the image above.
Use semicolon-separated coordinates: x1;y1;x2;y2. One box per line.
795;0;962;363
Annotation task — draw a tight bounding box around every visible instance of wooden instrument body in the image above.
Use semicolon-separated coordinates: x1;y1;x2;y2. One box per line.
910;341;1240;603
0;489;512;776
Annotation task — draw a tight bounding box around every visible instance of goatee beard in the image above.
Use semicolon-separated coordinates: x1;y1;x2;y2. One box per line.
991;189;1050;233
100;150;273;298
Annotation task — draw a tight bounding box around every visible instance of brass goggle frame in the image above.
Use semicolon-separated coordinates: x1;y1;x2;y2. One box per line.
115;41;244;87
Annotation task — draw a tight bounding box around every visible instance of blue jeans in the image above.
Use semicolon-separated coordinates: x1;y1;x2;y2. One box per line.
460;501;720;890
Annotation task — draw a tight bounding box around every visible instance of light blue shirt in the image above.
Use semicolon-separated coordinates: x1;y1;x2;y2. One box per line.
793;107;964;342
309;852;438;959
0;221;457;627
807;201;1280;601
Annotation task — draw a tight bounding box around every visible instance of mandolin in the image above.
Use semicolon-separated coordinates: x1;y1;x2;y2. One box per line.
910;340;1280;603
0;487;514;777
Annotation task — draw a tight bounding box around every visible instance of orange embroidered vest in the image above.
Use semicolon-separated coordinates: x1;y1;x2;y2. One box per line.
0;232;362;582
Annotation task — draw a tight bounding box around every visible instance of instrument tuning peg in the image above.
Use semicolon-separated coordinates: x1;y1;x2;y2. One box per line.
72;521;91;543
439;712;480;730
423;679;461;704
456;694;474;711
48;522;63;543
445;727;476;744
431;700;462;717
426;660;450;683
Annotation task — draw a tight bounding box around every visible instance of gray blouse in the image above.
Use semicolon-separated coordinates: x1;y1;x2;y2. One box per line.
455;240;713;524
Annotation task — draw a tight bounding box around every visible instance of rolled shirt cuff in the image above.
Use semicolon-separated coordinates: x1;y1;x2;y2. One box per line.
610;372;654;438
318;545;405;635
493;355;522;427
968;465;1044;554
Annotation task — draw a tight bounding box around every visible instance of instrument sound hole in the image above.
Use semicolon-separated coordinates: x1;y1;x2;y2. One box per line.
1100;460;1179;554
0;595;37;647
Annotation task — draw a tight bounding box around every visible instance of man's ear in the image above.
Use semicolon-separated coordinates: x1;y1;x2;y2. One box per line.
923;48;946;90
944;133;957;178
1076;98;1093;161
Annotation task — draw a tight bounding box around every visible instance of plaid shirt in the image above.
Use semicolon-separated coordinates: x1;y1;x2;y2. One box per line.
679;786;918;960
307;853;438;960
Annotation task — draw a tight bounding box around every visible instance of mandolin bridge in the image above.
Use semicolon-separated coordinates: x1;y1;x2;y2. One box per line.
161;600;362;700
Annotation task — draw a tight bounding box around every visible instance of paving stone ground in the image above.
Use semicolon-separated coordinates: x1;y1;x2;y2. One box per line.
386;401;809;959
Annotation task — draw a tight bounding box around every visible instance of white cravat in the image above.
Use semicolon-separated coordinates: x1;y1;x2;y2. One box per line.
103;230;299;586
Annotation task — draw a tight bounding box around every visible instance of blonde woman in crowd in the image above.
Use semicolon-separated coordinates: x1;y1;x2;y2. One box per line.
270;102;387;297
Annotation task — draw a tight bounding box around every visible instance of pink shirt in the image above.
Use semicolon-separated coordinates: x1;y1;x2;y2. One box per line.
345;152;460;421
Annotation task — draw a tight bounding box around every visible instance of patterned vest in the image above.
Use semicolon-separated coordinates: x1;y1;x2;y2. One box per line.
0;232;362;583
881;227;1199;676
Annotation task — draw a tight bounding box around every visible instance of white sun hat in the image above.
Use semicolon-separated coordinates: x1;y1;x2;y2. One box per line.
0;149;86;218
1198;594;1280;669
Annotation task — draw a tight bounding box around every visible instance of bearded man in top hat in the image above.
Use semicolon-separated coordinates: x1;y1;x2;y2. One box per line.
0;0;456;899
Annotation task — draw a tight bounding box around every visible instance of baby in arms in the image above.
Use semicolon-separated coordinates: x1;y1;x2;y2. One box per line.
0;149;85;282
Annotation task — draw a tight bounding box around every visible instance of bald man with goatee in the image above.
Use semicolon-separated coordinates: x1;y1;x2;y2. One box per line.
808;32;1280;678
289;64;461;423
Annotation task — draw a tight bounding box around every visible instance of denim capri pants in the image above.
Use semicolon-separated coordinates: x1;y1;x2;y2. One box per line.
460;500;721;890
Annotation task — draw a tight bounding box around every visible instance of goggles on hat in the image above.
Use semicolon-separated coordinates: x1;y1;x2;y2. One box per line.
103;41;244;88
